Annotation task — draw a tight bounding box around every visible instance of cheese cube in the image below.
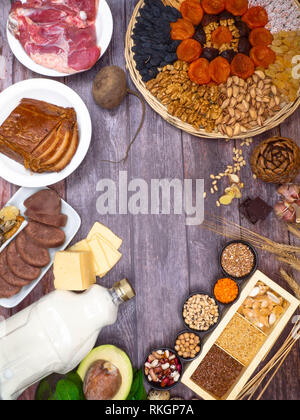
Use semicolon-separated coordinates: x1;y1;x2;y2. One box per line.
88;238;111;277
87;222;122;250
54;251;96;291
69;239;98;275
90;233;122;268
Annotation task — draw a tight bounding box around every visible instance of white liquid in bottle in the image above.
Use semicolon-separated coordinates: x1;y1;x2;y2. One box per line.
0;279;135;400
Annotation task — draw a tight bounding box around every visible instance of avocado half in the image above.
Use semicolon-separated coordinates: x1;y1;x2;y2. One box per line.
77;345;133;400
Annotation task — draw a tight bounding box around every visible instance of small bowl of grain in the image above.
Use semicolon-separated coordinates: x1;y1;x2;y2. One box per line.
182;292;221;334
174;330;202;362
220;240;258;282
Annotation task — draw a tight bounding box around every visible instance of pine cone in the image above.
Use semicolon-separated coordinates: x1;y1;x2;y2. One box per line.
251;137;300;184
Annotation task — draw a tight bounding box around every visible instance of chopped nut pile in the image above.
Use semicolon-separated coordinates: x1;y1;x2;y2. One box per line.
175;332;201;359
144;349;182;388
221;242;255;279
146;60;222;132
217;72;284;137
183;294;219;331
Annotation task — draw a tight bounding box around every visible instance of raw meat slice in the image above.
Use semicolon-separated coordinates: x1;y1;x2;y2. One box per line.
7;241;41;281
0;248;31;287
25;221;66;248
24;189;62;215
25;210;68;228
16;231;50;268
9;0;101;74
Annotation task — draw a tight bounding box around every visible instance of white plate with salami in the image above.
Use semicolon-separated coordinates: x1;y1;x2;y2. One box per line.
0;187;81;309
6;0;113;77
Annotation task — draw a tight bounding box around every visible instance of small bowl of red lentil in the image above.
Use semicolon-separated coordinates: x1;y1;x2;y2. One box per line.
220;240;258;281
175;331;202;362
144;348;183;390
213;278;240;305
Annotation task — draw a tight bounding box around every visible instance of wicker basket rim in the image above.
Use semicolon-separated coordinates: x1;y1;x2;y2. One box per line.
125;0;300;140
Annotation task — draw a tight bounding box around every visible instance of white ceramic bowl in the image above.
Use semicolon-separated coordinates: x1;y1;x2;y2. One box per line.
0;78;92;187
6;0;113;77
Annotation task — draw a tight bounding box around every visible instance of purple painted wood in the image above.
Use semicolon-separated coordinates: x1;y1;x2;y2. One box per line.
0;0;299;401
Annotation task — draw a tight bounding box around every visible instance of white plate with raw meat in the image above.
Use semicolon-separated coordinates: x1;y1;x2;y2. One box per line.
0;78;92;188
6;0;113;77
0;187;81;308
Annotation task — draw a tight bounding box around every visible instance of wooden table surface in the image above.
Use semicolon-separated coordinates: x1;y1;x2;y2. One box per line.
0;0;299;401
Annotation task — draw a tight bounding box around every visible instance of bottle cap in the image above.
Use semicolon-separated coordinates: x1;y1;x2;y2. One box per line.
113;279;136;302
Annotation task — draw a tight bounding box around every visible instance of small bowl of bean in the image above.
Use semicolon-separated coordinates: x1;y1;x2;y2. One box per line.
182;292;221;333
220;240;258;281
175;331;201;362
144;348;183;390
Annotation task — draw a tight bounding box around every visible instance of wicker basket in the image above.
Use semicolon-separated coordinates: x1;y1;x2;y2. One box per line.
125;0;300;139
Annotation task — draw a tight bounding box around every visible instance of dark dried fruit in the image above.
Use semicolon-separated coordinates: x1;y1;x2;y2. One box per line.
235;21;250;37
220;49;237;63
201;47;220;61
219;10;235;20
238;37;251;55
194;25;207;44
201;13;219;26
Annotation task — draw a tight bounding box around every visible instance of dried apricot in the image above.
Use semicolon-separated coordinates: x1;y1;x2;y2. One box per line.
250;46;276;68
249;28;273;47
201;0;225;15
212;26;233;47
170;19;195;40
242;6;268;29
231;53;255;79
180;0;204;26
225;0;248;16
188;58;211;84
209;57;231;84
177;39;203;63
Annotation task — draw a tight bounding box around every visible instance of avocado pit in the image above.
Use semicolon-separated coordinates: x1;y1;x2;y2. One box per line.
83;360;122;400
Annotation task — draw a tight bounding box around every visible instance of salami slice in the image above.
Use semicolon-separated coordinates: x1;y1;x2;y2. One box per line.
7;241;40;281
0;248;31;287
16;231;50;268
25;221;65;248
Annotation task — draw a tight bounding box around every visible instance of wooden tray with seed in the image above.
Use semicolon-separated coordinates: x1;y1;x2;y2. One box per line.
181;270;300;400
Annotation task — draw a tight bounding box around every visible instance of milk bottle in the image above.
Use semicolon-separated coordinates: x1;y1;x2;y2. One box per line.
0;279;135;400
